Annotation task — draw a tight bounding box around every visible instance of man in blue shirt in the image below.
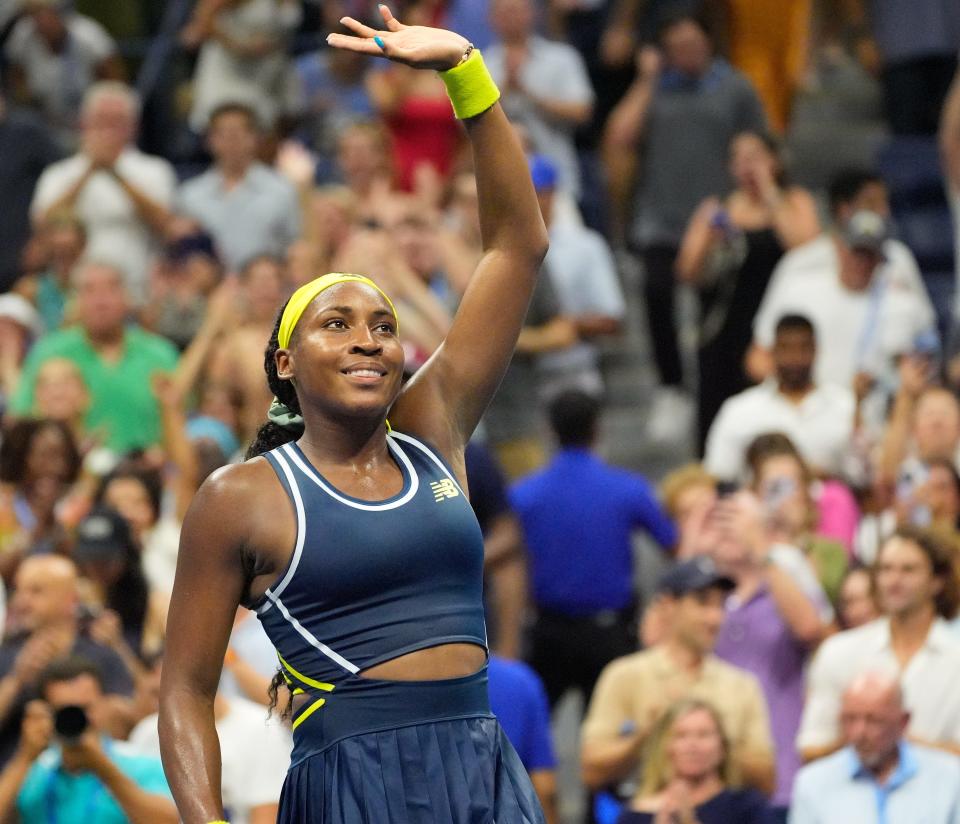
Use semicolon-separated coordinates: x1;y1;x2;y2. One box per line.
790;671;960;824
488;655;558;824
0;655;177;823
510;390;677;707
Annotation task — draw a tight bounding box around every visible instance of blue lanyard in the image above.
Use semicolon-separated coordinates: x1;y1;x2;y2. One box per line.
44;740;111;824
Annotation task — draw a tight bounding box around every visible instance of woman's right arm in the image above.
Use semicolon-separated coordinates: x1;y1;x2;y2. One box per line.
158;465;254;824
674;197;721;284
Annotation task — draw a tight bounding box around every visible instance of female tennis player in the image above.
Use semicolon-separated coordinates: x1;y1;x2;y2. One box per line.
158;6;549;823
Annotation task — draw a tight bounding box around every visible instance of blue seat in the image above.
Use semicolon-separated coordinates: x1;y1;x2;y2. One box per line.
877;136;945;209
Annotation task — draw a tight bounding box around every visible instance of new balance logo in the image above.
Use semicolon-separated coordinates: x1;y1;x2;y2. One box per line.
431;479;460;502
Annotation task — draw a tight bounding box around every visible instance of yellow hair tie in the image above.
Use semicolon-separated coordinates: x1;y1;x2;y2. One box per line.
440;49;500;121
278;273;398;349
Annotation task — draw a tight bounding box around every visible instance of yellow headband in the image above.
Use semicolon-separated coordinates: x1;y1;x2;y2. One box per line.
277;273;398;349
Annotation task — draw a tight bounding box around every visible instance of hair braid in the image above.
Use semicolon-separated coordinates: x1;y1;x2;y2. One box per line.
245;302;301;459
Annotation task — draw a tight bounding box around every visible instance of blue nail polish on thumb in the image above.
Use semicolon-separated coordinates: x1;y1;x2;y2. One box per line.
374;36;385;50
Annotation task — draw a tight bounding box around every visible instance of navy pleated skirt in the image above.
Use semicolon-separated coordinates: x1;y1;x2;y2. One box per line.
277;667;545;823
277;715;544;823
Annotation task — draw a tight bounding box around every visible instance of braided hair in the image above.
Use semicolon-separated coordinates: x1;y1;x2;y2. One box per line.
246;302;300;459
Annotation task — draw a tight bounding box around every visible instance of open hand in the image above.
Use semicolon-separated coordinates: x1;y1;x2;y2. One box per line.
327;5;470;72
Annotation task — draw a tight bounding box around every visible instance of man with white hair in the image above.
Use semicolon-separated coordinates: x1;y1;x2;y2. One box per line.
790;672;960;823
29;81;176;302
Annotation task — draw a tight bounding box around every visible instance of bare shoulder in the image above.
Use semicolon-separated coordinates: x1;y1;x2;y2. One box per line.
183;457;286;538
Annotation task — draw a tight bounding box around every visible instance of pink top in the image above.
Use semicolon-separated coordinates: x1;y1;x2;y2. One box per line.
814;480;860;557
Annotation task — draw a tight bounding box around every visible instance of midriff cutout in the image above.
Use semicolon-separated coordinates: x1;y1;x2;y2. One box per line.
290;642;486;713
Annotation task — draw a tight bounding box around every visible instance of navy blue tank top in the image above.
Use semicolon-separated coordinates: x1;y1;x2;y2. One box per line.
252;431;488;712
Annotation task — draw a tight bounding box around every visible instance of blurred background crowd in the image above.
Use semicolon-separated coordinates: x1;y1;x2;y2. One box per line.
0;0;958;822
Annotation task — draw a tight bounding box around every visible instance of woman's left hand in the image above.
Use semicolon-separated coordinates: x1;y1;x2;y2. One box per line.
327;5;470;72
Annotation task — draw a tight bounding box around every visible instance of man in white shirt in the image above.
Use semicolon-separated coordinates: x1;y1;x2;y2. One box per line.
129;689;290;824
797;528;960;763
484;0;594;200
4;0;122;148
30;81;176;303
706;314;854;481
750;210;936;392
827;167;931;310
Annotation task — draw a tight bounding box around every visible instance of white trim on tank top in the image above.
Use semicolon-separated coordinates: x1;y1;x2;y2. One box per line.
279;436;419;511
267;591;360;674
257;446;307;614
388;431;466;496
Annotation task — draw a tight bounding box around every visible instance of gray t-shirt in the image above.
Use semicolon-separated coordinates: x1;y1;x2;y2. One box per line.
630;60;765;249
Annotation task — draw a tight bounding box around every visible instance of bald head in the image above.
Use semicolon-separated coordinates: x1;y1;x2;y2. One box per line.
841;671;909;770
845;672;903;709
13;556;79;631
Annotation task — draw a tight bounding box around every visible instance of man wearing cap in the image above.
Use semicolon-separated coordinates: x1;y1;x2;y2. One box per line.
749;209;936;392
530;154;626;402
580;556;775;796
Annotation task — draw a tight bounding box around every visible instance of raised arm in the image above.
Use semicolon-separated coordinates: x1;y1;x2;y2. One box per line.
329;7;549;450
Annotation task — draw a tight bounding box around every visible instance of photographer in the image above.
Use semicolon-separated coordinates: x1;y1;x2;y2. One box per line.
0;555;134;767
0;656;176;823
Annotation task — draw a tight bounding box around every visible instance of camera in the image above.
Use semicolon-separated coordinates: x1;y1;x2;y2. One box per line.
53;705;89;743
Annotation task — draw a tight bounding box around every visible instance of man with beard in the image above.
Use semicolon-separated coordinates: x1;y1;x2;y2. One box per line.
704;314;854;481
791;672;960;823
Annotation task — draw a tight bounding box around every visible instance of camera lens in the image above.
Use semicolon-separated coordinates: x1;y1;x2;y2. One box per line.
53;705;89;741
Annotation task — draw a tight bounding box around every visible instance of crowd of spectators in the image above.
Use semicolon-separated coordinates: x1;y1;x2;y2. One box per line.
0;0;958;823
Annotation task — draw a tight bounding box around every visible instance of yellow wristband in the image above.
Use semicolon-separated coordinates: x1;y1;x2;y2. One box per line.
439;49;500;120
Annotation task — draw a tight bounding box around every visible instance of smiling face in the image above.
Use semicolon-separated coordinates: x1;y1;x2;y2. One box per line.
666;706;726;782
875;536;940;619
277;282;404;422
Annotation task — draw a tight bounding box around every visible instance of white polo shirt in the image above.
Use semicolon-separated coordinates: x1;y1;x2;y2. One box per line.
30;148;176;302
753;235;935;388
129;696;291;824
797;617;960;752
704;379;855;481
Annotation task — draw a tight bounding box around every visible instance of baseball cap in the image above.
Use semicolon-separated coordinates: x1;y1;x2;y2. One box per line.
842;210;889;258
528;154;558;192
186;415;239;459
657;557;735;597
74;507;135;562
